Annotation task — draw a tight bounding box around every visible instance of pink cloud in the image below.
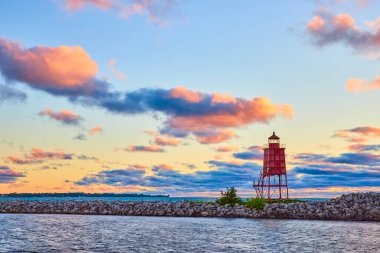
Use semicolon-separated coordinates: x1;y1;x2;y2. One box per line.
132;164;149;169
307;16;325;33
154;136;181;146
39;109;82;125
7;155;40;165
167;96;293;132
195;129;236;144
0;166;25;184
7;148;74;165
65;0;113;11
346;75;380;92
89;125;103;135
30;148;74;160
216;146;238;152
108;59;127;80
64;0;179;26
306;12;380;57
211;92;237;105
169;86;203;103
333;126;380;142
0;37;105;96
124;145;164;152
154;163;173;170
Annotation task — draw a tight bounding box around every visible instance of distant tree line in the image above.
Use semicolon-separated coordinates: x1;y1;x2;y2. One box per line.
0;192;170;198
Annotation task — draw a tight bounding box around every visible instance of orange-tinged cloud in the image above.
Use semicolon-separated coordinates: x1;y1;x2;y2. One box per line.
7;155;38;165
0;38;97;87
30;148;73;160
307;16;325;32
155;164;173;170
216;146;238;152
39;109;82;125
346;76;380;92
89;125;103;135
333;14;356;30
154;136;181;146
168;97;293;132
0;37;105;96
8;148;74;165
334;126;380;143
169;86;203;103
211;93;237;105
195;129;236;144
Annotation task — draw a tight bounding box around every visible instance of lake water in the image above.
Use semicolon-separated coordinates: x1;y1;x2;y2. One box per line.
0;214;378;252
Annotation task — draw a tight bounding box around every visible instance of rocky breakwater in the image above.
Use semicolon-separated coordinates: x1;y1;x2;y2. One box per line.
263;192;379;221
0;192;378;221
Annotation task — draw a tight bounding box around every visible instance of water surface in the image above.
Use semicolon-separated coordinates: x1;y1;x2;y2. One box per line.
0;214;378;252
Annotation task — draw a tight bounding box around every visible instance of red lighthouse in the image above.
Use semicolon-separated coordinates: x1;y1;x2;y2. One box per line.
253;132;289;200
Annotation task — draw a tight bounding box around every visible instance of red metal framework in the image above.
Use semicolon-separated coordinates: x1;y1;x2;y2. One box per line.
253;132;289;200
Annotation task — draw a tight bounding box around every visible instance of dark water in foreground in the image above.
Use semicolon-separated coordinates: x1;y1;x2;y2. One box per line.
0;214;378;253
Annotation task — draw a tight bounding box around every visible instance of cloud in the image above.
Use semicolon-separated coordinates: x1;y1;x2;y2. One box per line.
292;153;329;162
0;37;293;145
0;37;108;97
232;145;263;160
39;109;83;125
75;161;261;193
7;148;74;165
289;164;380;189
194;129;236;144
76;154;98;160
65;0;113;11
30;148;74;160
0;84;26;104
325;152;380;166
152;163;173;171
306;12;380;57
75;168;146;186
333;126;380;142
215;146;238;152
233;151;262;160
154;135;181;146
123;145;165;152
108;59;127;80
346;75;380;92
74;133;87;141
293;151;380;166
0;166;25;184
91;86;292;144
64;0;179;26
89;125;103;135
348;144;380;151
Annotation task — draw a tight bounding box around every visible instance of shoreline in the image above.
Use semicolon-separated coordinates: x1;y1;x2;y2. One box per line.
0;192;378;222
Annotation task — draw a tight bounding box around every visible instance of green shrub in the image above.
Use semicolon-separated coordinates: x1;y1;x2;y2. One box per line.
215;187;243;206
245;197;266;210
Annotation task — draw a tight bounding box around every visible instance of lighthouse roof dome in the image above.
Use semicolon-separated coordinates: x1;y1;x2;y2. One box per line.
269;132;280;140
